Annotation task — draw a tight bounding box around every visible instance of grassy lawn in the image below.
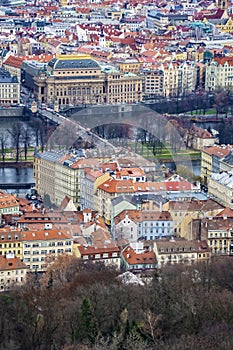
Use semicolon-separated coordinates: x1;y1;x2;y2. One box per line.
0;147;38;162
186;108;217;116
129;141;200;160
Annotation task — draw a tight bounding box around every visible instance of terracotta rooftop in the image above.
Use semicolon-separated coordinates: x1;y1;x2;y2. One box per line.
79;245;120;255
114;210;172;225
122;245;157;265
0;255;27;271
203;145;232;158
0;192;19;209
20;229;72;241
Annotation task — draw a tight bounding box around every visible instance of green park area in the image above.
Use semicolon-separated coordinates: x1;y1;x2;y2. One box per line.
0;147;37;163
186;108;216;116
129;141;200;161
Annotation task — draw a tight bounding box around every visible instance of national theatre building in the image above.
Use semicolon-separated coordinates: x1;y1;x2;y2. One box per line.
33;54;143;107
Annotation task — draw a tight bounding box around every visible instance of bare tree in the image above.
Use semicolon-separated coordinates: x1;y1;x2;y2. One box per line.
21;125;31;161
8;121;23;162
0;132;8;162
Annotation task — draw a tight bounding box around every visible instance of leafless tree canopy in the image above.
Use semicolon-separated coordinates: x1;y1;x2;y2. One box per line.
0;256;233;350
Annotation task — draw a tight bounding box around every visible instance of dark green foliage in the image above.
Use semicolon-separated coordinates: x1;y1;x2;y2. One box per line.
73;298;99;344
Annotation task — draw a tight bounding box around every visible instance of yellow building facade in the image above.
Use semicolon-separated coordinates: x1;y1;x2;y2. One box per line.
0;231;23;259
115;60;142;74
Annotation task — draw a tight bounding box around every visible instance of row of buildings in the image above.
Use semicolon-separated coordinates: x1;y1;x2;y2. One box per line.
0;197;213;291
3;186;233;291
33;149;202;224
2;50;233;109
1;0;233;107
3;51;233;108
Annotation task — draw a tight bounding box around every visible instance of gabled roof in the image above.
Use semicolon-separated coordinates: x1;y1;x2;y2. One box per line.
0;256;27;271
122;245;157;265
3;55;24;68
216;207;233;217
114;210;172;225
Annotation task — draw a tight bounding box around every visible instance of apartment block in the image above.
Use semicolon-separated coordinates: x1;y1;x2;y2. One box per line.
21;229;73;272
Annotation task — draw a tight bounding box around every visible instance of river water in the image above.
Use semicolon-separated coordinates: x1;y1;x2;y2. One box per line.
0;167;34;195
0;114;204;193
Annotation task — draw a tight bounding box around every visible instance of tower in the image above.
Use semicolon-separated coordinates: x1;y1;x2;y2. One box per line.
216;0;228;10
99;28;106;48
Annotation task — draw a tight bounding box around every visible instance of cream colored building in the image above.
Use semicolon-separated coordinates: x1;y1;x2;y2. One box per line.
208;171;233;208
163;199;224;239
34;151;100;207
115;59;142;74
177;61;197;96
154;238;210;268
34;54;143;107
205;56;233;91
207;218;233;255
3;55;22;81
95;178;136;225
161;62;179;97
21;229;73;272
141;68;164;97
201;145;231;185
0;254;27;291
0;69;20;105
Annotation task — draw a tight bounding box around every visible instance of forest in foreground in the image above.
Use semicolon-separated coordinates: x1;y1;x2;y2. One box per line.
1;255;233;350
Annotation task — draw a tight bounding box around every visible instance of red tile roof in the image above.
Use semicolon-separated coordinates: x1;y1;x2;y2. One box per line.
114;210;172;225
0;255;27;271
122;245;157;265
79;245;120;256
21;229;72;241
214;56;233;66
3;55;24;68
203;145;232;157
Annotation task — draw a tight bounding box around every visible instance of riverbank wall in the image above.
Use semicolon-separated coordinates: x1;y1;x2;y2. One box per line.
0;161;33;168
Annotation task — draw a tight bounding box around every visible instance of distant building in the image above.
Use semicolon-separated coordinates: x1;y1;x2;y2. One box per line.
208;171;233;207
33;54;143;107
121;244;157;272
0;68;20;105
186;125;216;150
154;238;210;267
34;150;100;207
0;254;27;291
114;210;173;242
201;145;232;185
205;56;233;91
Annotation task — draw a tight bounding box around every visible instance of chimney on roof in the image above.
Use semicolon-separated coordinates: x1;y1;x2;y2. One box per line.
6;252;15;259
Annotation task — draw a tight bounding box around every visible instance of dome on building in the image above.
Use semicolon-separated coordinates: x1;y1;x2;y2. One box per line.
203;50;213;60
48;56;100;69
